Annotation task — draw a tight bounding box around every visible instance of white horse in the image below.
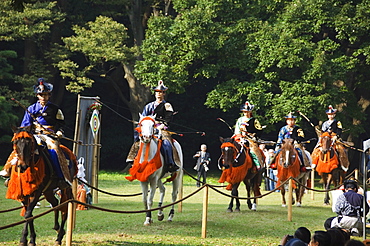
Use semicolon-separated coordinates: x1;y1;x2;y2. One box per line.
126;114;183;226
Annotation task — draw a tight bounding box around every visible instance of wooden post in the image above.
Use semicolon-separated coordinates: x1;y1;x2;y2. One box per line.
311;170;315;200
201;185;209;238
92;127;99;204
288;179;293;221
66;201;74;246
177;171;183;213
71;94;82;229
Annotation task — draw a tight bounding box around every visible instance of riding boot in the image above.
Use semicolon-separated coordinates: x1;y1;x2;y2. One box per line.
126;141;140;162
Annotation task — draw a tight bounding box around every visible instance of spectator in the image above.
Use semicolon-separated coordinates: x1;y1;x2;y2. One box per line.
193;144;211;187
328;179;369;236
345;239;365;246
308;231;331;246
279;227;311;246
326;228;350;246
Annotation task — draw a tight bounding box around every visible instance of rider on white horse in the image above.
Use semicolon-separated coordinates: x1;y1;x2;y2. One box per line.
126;80;179;172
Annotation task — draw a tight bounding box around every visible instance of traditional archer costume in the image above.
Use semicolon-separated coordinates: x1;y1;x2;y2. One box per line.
321;105;343;136
273;112;311;170
233;101;264;170
1;78;71;189
127;80;178;172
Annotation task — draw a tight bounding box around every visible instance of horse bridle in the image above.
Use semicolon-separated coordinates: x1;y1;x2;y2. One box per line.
12;130;37;171
219;142;245;169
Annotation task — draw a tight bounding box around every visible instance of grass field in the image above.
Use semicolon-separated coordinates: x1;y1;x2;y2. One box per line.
0;170;363;245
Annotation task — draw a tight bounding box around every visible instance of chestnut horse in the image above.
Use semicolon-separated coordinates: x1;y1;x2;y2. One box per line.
4;126;76;246
312;132;347;205
275;138;310;207
218;136;264;212
126;114;183;225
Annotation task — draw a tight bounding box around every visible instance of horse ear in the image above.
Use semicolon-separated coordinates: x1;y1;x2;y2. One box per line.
219;136;224;143
11;125;17;133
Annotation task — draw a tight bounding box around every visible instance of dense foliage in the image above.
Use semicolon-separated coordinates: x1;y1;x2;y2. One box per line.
1;0;370;168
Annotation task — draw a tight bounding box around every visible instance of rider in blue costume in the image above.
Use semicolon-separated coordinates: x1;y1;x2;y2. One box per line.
20;78;70;188
127;80;178;172
274;112;310;170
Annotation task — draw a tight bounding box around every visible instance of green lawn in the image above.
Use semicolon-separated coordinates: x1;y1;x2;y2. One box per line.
0;170;362;245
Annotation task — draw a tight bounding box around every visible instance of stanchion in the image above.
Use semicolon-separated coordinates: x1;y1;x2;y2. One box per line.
311;170;315;200
201;185;208;238
288;179;293;222
66;201;74;246
178;172;183;213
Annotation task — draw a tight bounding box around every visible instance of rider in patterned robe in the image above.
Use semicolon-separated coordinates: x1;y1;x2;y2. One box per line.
233;101;264;170
126;80;178;172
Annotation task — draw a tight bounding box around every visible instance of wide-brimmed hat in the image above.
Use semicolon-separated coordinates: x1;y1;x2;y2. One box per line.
33;78;53;94
284;112;297;119
240;101;254;111
152;80;168;92
325;105;337;114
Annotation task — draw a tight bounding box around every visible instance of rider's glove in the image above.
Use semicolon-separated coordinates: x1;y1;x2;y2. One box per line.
56;130;64;138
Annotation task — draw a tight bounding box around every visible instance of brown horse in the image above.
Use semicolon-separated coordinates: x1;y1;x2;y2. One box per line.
4;126;76;246
275;138;310;207
312;132;347;205
218;136;264;212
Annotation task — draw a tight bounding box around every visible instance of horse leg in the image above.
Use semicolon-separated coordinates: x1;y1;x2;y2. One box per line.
168;171;182;222
157;180;166;221
20;208;29;246
281;184;287;207
245;180;253;210
140;182;151;226
324;174;332;205
233;183;241;212
55;189;73;245
21;194;41;246
44;189;60;231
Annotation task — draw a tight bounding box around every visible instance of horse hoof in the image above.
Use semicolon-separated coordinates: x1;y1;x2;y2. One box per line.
234;208;240;212
296;202;301;207
19;242;27;246
158;214;164;221
226;208;233;213
54;241;62;246
282;204;286;207
143;217;153;226
167;214;174;222
251;203;257;211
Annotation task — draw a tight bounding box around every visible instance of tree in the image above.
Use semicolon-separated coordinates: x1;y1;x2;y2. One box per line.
135;0;370;143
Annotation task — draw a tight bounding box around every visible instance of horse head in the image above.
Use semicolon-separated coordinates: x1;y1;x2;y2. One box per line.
278;138;297;168
137;114;156;143
11;126;37;171
320;132;333;154
219;137;241;169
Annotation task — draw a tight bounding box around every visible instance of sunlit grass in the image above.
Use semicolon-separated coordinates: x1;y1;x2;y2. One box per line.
0;169;360;245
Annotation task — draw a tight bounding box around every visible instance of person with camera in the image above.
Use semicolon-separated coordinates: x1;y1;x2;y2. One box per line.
193;144;211;187
279;227;311;246
326;179;369;236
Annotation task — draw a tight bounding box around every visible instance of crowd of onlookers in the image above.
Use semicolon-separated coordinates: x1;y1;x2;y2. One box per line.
279;226;370;246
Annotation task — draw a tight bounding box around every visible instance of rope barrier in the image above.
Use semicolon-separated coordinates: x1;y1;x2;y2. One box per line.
1;168;364;231
181;168;226;188
77;178;142;197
